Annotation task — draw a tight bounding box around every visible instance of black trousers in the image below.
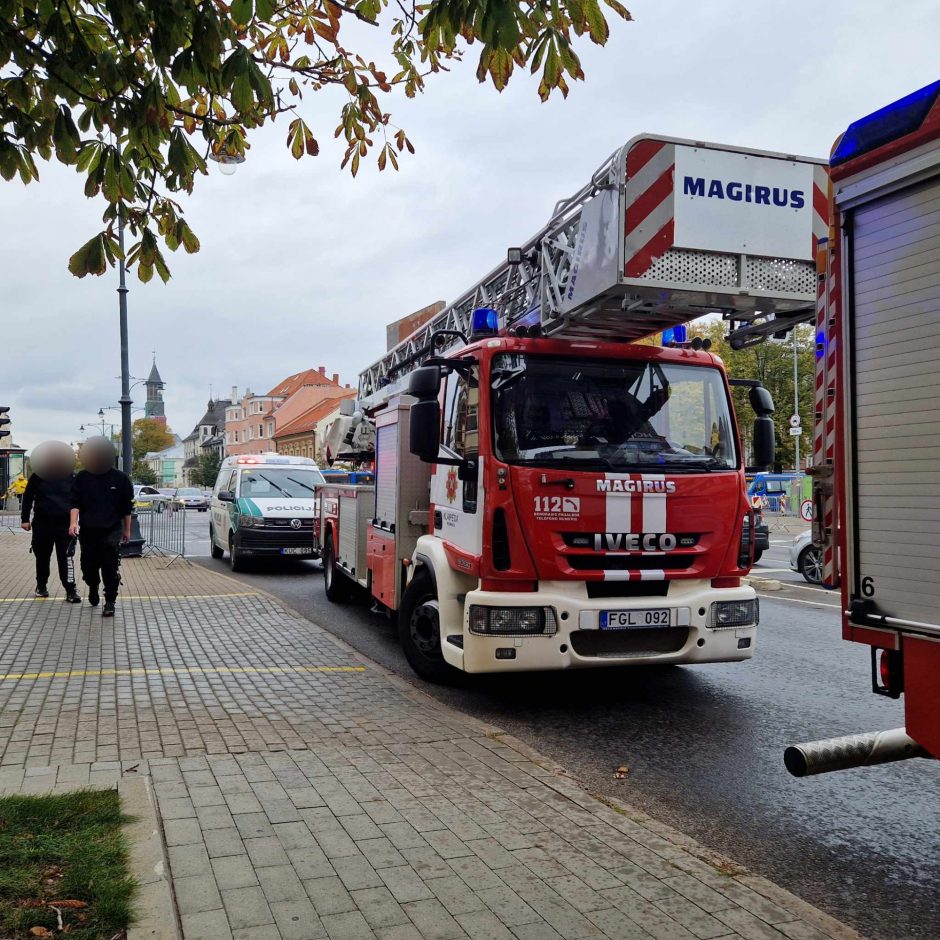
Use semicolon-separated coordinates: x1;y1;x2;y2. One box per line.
78;526;122;602
31;521;74;590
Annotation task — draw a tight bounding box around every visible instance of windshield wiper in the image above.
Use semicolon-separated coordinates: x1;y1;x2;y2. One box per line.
257;474;291;496
286;475;315;493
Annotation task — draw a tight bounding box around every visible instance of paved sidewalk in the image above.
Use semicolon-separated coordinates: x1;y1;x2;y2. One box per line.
0;529;862;940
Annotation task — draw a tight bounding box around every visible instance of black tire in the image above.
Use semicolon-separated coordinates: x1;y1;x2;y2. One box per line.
229;533;245;572
752;549;763;564
155;501;164;514
799;546;823;585
323;532;350;602
209;525;224;559
398;570;460;684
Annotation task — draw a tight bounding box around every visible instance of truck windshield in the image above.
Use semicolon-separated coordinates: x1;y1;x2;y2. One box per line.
239;468;325;498
491;354;737;471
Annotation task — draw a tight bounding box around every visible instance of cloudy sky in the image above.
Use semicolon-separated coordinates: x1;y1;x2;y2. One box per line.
2;0;939;452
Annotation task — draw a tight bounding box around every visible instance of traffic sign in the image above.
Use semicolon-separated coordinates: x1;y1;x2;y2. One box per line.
789;427;802;436
800;500;814;522
789;414;801;427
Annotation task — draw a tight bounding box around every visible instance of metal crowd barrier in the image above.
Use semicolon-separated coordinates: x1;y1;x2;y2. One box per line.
141;500;187;564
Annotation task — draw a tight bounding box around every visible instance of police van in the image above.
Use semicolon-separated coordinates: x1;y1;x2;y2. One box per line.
209;454;326;570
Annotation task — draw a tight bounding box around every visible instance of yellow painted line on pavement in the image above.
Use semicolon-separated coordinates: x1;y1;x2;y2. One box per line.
0;592;261;603
0;664;367;682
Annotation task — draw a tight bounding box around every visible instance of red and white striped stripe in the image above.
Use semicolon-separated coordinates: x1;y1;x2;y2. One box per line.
623;140;676;279
602;473;668;581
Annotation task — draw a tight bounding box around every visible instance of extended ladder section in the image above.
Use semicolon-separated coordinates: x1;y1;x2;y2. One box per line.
360;135;828;400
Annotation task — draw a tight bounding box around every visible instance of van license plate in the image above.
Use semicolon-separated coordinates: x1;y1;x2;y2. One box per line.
600;609;671;629
281;547;313;555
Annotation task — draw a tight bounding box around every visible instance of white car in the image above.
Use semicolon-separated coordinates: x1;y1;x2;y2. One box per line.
789;530;823;584
133;484;169;513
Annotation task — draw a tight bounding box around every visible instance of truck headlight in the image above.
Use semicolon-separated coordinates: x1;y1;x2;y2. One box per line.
238;513;257;527
707;599;759;629
468;606;557;636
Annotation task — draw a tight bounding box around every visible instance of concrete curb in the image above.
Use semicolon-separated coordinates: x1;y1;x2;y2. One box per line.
745;575;784;591
121;776;181;940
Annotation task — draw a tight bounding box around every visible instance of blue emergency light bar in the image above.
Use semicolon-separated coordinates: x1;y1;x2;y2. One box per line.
471;307;500;337
831;79;940;167
662;325;687;346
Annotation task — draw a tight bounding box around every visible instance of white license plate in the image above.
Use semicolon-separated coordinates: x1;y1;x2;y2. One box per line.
281;547;313;555
600;608;671;629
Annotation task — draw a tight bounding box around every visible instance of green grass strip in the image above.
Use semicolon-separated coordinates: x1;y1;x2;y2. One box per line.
0;788;136;939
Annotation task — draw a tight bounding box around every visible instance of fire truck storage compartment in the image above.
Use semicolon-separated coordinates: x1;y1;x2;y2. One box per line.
368;401;431;608
337;487;372;583
847;172;940;635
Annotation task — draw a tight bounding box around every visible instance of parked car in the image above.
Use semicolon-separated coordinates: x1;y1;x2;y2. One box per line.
133;484;168;513
790;530;823;584
171;487;209;511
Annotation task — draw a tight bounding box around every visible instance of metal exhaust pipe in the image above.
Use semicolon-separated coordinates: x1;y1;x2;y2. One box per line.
784;728;929;777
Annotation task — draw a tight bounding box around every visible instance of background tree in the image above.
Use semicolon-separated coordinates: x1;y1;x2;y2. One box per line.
131;460;158;485
116;417;174;461
689;320;815;469
192;452;221;487
1;0;632;281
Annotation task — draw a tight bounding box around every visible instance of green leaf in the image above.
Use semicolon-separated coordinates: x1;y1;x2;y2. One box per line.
230;0;254;25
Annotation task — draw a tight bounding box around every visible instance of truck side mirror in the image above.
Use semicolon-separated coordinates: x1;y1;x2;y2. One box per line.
749;385;775;417
408;366;442;401
410;400;441;462
752;416;775;470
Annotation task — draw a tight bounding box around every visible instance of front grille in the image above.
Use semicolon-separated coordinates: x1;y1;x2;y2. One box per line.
263;517;313;528
570;628;689;657
566;555;694;572
563;533;700;549
586;581;669;599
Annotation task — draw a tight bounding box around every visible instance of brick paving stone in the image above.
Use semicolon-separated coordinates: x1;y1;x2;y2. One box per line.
321;910;379;939
233;926;282;940
455;909;516;940
334;854;385;891
168;843;214;878
246;836;292;868
213;853;260;890
425;875;486;916
375;926;425;940
259;862;309;903
221;884;275;930
273;898;328;939
351;886;411;929
379;865;436;904
358;836;408;869
306;875;359;916
180;908;232;939
205;827;247;859
174;874;224;916
401;899;466;940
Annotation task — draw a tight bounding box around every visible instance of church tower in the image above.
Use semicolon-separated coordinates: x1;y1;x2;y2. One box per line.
145;356;166;424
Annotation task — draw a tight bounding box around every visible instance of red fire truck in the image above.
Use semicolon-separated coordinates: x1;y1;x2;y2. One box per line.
317;135;828;682
782;82;940;775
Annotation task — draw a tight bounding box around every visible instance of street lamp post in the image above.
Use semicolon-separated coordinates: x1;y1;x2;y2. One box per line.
118;218;133;478
793;328;800;471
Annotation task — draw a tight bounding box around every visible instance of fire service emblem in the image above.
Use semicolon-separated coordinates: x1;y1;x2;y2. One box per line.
446;468;459;503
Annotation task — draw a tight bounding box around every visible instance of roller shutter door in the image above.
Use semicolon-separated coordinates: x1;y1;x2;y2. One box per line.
851;174;940;633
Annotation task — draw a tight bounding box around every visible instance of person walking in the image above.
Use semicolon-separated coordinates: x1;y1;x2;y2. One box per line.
69;437;134;617
20;441;81;602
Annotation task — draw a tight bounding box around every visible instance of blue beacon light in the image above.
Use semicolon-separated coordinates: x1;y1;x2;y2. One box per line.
471;307;500;337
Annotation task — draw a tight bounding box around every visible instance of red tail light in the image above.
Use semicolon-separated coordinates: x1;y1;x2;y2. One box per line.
874;648;903;699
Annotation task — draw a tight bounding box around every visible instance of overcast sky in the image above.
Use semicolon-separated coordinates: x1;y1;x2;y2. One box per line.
2;0;939;452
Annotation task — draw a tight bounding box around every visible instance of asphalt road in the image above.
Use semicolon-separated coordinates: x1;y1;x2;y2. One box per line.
183;515;939;940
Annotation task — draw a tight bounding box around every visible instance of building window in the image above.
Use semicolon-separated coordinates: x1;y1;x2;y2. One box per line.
268;421;275;437
234;431;239;443
258;424;264;438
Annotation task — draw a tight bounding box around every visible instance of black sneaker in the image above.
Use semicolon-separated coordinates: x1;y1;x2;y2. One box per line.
65;587;81;604
35;586;49;598
102;602;115;618
88;586;100;607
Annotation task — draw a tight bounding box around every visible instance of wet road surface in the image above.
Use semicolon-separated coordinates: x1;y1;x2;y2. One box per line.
186;516;939;940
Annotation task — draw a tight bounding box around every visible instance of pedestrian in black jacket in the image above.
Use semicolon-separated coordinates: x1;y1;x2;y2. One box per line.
20;441;81;602
69;437;134;617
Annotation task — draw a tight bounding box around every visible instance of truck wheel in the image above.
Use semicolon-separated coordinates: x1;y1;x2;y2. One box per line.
209;525;224;559
398;570;460;684
323;533;350;602
229;533;245;572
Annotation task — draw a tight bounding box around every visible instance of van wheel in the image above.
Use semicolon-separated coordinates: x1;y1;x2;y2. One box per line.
229;533;245;572
398;570;461;685
323;533;350;602
209;525;224;559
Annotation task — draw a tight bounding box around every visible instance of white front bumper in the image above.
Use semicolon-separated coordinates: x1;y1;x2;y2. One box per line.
452;579;757;673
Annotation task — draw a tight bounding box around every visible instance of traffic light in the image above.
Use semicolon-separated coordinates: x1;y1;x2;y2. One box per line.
0;406;10;440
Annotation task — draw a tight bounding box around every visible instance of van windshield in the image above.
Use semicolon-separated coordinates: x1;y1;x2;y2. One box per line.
239;468;324;498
